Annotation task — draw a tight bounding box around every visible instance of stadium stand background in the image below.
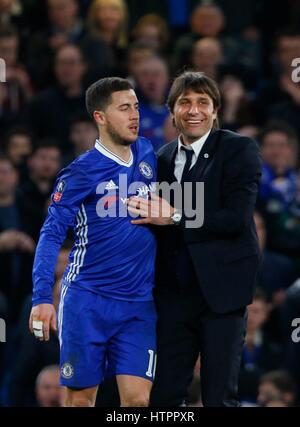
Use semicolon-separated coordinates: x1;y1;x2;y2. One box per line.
1;0;300;406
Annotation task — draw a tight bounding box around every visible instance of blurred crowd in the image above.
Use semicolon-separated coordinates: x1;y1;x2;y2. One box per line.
0;0;300;407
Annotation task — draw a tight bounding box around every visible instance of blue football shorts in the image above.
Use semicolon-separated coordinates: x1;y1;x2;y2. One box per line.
57;284;157;388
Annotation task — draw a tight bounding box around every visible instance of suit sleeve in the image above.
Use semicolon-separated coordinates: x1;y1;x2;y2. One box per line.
32;163;92;306
182;138;262;239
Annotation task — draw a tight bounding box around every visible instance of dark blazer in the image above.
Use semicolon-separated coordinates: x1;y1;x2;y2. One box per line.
155;129;262;314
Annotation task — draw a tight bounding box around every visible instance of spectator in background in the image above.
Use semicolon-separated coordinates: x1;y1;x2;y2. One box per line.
46;0;84;48
63;113;97;165
173;3;225;72
162;114;179;144
0;0;24;29
19;140;61;235
126;42;156;84
0;155;36;323
35;365;64;407
189;37;257;130
131;14;169;55
3;126;33;179
254;211;297;305
134;55;170;152
260;31;300;106
7;242;71;406
259;32;300;139
27;0;84;89
256;121;300;259
239;289;283;405
84;0;128;77
26;44;87;153
173;3;261;78
0;0;15;25
257;370;297;407
237;124;260;140
219;72;257;130
191;37;223;80
0;25;33;129
280;280;300;395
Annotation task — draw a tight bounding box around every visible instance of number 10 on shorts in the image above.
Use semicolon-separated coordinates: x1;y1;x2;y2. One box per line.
146;349;157;379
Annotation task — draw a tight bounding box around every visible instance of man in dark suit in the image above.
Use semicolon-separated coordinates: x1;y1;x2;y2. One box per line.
128;71;262;406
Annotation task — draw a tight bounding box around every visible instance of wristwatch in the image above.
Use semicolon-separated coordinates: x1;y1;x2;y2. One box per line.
170;210;182;225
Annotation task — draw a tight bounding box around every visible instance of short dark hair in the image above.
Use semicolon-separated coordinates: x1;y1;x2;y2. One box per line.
257;119;299;167
32;138;61;155
55;43;85;62
4;126;33;149
167;71;221;127
260;370;297;396
258;120;298;152
85;77;134;118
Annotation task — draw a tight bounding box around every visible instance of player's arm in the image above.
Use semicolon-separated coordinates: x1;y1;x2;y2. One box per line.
29;163;92;341
128;138;262;236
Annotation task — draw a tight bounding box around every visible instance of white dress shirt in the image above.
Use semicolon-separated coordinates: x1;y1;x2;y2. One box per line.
174;129;211;182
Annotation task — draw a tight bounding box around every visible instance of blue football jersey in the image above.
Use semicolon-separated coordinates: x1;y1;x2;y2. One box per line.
32;137;157;306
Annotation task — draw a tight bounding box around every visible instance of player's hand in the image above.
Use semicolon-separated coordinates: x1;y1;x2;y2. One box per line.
127;193;175;225
29;304;57;342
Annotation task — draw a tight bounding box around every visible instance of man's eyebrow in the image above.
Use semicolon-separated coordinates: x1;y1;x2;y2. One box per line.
118;102;139;107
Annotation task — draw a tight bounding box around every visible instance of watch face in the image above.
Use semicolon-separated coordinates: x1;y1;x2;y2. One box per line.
172;212;182;223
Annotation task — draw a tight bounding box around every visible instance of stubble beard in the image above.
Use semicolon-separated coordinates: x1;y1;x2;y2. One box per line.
106;122;136;147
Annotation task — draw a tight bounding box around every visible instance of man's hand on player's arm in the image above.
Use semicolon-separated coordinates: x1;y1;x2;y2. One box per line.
127;193;175;225
29;304;57;342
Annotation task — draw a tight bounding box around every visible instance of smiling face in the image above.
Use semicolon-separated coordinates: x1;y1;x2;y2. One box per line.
173;89;217;144
95;89;139;146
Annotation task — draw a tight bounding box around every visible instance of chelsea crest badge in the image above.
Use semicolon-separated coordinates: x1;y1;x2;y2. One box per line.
139;161;153;179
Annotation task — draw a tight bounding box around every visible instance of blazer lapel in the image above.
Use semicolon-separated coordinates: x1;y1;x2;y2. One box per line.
158;129;221;183
194;129;220;181
157;140;178;183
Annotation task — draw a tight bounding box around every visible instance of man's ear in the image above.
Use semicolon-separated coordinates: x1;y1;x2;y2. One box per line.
171;114;177;129
93;110;106;126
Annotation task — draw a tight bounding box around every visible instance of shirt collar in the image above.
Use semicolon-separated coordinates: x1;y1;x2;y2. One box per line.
94;139;133;167
178;129;211;157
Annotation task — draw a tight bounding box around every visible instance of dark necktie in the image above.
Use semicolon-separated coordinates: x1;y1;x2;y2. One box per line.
180;146;194;184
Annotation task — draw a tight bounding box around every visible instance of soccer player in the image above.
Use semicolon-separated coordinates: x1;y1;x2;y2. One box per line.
29;77;157;407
